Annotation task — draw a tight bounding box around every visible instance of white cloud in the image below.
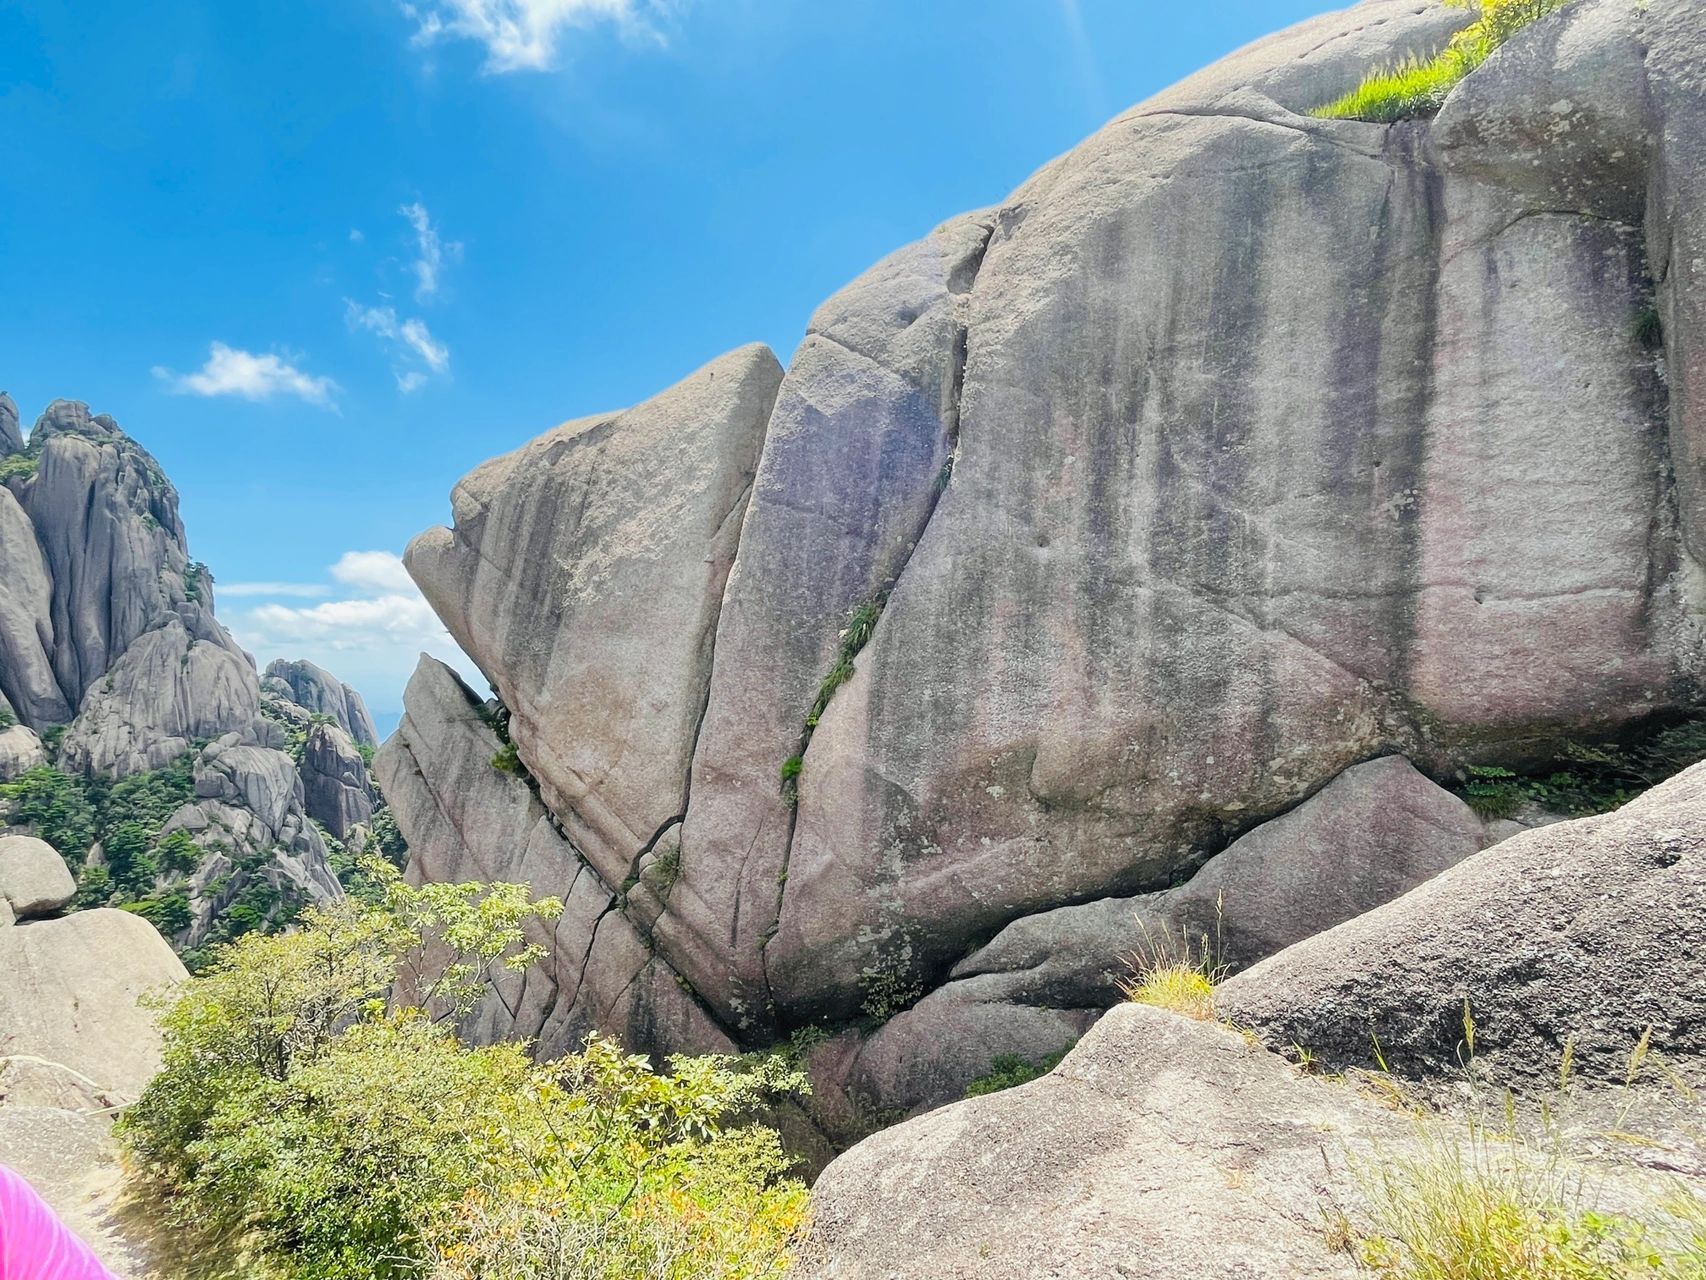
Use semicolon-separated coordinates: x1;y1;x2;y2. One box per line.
404;0;666;72
224;550;484;724
153;342;338;408
349;227;365;243
330;549;418;595
400;201;462;301
219;581;333;599
346;301;450;391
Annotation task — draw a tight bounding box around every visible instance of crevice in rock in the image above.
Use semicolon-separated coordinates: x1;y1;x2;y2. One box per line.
758;217;998;1024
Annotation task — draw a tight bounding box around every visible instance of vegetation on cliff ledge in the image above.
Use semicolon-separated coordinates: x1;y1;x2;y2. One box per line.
120;861;808;1280
1312;0;1575;123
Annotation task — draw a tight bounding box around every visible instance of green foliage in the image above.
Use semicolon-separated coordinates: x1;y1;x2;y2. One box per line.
367;805;408;867
0;451;38;484
123;892;193;936
1312;0;1575;122
0;704;14;729
0;764;97;857
1454;719;1706;821
859;952;923;1022
155;829;202;876
355;740;376;769
965;1046;1072;1098
182;560;210;604
782;595;889;800
1635;305;1665;350
121;865;804;1280
490;740;525;776
39;723;67;758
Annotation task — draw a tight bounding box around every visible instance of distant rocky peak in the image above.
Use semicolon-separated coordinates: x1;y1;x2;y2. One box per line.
0;392;21;456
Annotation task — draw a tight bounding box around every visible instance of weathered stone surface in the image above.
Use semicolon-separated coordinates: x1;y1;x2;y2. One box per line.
0;484;72;728
21;402;212;711
0;392;21;456
264;658;379;747
0;908;186;1108
0;835;76;919
405;346;782;892
799;1004;1402;1280
667;213;994;1029
376;656;733;1059
1220;759;1706;1090
301;721;374;839
393;0;1706;1112
769;0;1697;1025
58;616;259;777
820;756;1492;1116
954;756;1490;1008
0;725;45;782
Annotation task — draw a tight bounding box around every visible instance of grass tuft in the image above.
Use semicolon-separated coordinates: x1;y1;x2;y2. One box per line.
1119;909;1226;1021
1312;0;1575;123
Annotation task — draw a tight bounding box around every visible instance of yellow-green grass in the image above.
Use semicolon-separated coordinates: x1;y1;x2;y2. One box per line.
1312;0;1574;123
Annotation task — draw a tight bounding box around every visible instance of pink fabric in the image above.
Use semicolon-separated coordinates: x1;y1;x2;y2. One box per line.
0;1165;116;1280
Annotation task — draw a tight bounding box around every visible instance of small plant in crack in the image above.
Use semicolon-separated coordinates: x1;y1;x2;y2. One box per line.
782;594;890;799
859;951;923;1022
1635;304;1664;350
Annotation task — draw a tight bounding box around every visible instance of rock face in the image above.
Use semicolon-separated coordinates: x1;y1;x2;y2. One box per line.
0;906;186;1109
406;346;782;892
385;0;1706;1113
798;1004;1403;1280
1220;758;1706;1090
0;396;380;955
0;834;76;920
263;658;379;748
374;656;733;1058
300;722;375;839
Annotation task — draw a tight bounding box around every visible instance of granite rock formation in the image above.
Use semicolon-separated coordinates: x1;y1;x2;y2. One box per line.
383;0;1706;1114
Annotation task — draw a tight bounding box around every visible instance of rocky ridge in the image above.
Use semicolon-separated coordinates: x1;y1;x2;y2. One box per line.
0;396;390;955
379;0;1706;1120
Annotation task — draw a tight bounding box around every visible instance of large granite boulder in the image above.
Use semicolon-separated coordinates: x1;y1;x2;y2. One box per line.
263;658;379;748
811;755;1494;1120
0;908;186;1108
798;1004;1405;1280
405;345;782;893
386;0;1706;1109
1220;758;1706;1091
375;656;734;1058
0;835;76;921
300;721;374;839
0;392;21;456
0;725;45;782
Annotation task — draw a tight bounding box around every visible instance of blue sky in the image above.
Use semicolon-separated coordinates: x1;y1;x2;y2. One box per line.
0;0;1331;728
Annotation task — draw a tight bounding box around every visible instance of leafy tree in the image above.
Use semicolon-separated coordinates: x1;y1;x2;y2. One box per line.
120;863;806;1280
0;765;96;858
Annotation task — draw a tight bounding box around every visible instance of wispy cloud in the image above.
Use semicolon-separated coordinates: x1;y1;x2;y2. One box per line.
346;301;450;392
153;342;338;408
403;0;670;72
330;549;419;594
224;550;482;720
219;581;334;599
400;201;461;301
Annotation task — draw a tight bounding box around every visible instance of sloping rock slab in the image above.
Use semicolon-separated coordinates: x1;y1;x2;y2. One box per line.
799;1003;1400;1280
0;909;187;1108
1220;760;1706;1089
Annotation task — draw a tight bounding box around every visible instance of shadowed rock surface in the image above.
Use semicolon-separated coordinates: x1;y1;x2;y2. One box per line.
300;721;375;840
382;0;1706;1114
1220;758;1706;1090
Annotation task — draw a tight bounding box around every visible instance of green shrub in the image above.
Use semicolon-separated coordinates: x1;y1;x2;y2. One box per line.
490;741;525;776
0;764;97;857
966;1047;1072;1098
0;451;38;484
1454;718;1706;821
1312;0;1574;122
123;892;193;937
0;704;15;729
120;863;806;1280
